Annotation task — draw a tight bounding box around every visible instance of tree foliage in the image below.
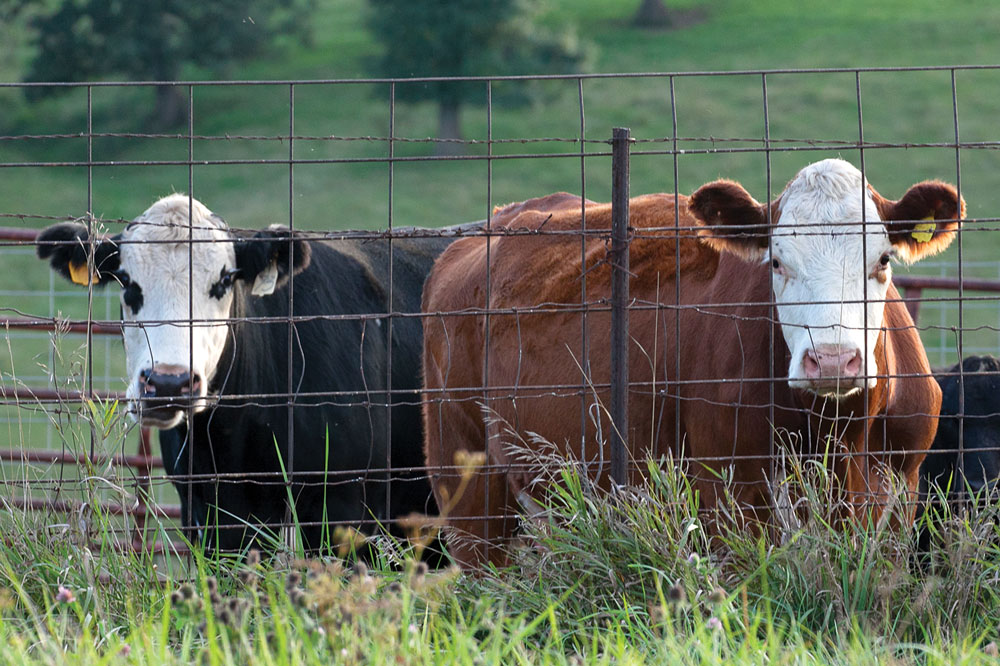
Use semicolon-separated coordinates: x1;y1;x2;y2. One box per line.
19;0;313;127
366;0;587;150
632;0;673;27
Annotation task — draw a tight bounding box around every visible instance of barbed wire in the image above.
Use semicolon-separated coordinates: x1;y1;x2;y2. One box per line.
2;66;998;558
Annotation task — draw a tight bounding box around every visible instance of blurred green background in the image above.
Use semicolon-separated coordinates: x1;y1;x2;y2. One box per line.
1;0;999;477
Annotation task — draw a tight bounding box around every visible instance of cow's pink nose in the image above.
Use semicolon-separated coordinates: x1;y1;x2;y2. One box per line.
802;345;862;379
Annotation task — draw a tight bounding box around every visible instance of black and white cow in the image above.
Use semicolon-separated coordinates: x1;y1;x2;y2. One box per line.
37;194;453;553
916;355;1000;555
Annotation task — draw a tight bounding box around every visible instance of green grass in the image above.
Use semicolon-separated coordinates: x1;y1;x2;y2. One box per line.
3;423;1000;664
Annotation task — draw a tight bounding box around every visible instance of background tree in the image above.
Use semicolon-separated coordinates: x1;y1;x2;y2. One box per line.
632;0;672;27
366;0;587;154
20;0;314;128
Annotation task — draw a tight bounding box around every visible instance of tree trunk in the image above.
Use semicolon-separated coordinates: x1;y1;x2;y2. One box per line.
436;99;463;156
153;85;187;129
632;0;673;27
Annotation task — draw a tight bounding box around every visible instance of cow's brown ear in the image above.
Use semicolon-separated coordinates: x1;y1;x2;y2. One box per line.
688;180;774;263
872;181;964;264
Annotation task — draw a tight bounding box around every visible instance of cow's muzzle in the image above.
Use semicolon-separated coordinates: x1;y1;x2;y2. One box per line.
800;344;864;394
137;364;203;426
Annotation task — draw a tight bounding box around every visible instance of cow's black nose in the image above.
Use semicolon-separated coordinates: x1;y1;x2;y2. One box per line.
142;369;202;399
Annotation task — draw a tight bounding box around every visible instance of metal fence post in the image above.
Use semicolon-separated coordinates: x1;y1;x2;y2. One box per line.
610;127;632;485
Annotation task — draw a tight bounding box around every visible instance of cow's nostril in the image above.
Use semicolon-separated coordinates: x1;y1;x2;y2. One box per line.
803;349;821;378
139;368;154;395
844;351;862;376
181;374;202;395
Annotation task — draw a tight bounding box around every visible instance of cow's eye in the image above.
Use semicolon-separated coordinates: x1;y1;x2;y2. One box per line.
210;267;240;299
879;253;891;267
114;270;131;288
772;258;781;271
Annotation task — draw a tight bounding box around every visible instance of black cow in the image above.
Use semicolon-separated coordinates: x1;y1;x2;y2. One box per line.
36;194;453;554
916;355;1000;555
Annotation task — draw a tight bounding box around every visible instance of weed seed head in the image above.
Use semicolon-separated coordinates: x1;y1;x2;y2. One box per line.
708;587;727;604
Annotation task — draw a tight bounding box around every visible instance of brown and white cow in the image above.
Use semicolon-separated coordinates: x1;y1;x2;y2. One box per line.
422;159;964;568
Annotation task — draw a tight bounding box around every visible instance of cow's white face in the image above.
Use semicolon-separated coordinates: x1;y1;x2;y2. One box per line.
117;195;238;428
768;160;892;395
36;195;312;429
690;158;963;398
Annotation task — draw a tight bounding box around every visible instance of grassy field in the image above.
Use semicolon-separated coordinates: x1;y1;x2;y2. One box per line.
3;436;1000;664
2;0;1000;661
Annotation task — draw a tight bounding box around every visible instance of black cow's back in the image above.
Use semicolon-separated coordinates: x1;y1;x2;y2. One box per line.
166;235;453;553
916;355;1000;559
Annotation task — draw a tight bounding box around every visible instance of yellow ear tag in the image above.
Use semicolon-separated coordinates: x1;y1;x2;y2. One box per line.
68;261;96;286
911;217;936;243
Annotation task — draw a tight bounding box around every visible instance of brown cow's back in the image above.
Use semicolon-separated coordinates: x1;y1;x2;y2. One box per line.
422;192;939;568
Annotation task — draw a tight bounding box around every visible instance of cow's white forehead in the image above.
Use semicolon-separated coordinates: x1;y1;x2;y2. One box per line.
772;158;887;259
119;194;234;270
776;159;880;230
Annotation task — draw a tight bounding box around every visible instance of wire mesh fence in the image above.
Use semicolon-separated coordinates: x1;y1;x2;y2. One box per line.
2;66;1000;564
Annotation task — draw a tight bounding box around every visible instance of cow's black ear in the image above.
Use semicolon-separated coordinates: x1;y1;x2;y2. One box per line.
233;226;311;296
36;222;121;286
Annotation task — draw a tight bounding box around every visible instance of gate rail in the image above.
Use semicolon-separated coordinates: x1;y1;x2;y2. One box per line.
0;226;179;552
894;274;1000;322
